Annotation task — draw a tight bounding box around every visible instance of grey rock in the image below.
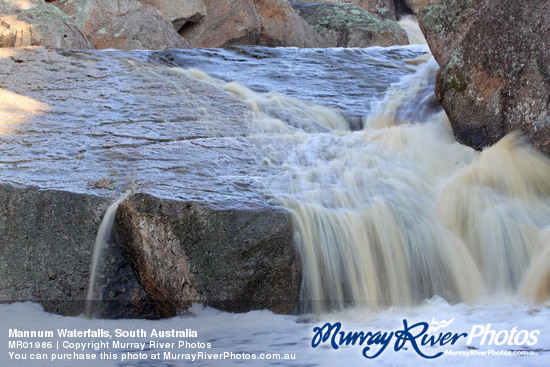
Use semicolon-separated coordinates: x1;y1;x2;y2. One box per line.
288;0;397;20
419;0;550;155
405;0;439;14
136;0;207;32
291;2;408;47
89;5;190;50
0;183;154;318
115;194;298;317
0;47;298;317
178;0;261;47
253;0;329;47
0;2;91;48
52;0;143;38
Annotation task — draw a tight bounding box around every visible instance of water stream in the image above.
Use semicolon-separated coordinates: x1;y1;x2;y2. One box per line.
85;190;132;318
162;51;550;314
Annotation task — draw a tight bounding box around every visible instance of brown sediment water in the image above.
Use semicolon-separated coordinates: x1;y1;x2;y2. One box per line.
174;52;550;313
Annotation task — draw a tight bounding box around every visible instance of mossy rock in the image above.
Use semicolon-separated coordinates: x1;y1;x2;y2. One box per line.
290;2;408;47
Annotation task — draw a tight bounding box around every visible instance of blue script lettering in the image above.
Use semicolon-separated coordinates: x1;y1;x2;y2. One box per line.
394;320;441;358
311;322;393;358
311;319;468;359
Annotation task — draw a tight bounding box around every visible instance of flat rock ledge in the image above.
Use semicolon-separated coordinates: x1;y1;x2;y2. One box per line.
0;47;300;318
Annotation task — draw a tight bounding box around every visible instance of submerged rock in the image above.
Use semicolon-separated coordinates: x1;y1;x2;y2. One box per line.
291;2;408;47
419;0;550;155
89;5;190;50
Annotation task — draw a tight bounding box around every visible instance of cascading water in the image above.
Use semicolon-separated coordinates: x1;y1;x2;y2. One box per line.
169;50;550;314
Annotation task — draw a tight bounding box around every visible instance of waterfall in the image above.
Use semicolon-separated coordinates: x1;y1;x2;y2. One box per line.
172;50;550;314
399;15;428;45
85;191;131;318
260;55;550;313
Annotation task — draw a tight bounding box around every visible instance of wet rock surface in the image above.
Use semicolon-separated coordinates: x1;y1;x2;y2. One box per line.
419;0;550;155
0;47;260;203
0;44;425;317
291;1;408;47
0;47;298;317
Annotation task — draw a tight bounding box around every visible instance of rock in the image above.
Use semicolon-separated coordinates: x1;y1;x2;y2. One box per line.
89;5;190;50
137;0;207;32
419;0;550;155
0;3;90;48
0;184;154;318
178;0;261;47
253;0;328;47
418;0;481;65
289;0;397;20
291;2;408;47
357;0;396;20
51;0;142;37
0;47;299;317
393;0;412;16
115;194;298;317
405;0;439;14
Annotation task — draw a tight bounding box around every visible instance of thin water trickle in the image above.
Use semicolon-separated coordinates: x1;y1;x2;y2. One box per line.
84;190;132;318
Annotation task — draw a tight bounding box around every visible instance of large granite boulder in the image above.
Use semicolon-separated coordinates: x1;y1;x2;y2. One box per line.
89;5;190;50
51;0;142;38
0;47;299;318
419;0;550;155
291;2;408;47
0;2;90;48
137;0;206;32
116;194;297;317
253;0;328;47
178;0;261;47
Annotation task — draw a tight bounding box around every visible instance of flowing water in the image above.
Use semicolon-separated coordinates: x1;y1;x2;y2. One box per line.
85;190;132;318
155;49;550;314
1;39;550;365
